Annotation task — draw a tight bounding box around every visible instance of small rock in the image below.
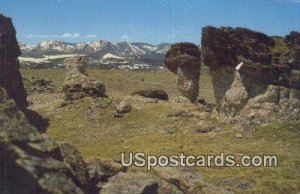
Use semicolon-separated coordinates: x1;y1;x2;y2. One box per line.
196;97;208;105
166;110;194;118
164;128;176;134
116;100;131;114
236;134;243;138
219;177;256;190
195;123;215;133
59;101;72;108
132;89;169;100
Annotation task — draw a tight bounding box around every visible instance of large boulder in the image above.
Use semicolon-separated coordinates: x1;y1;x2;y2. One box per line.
101;168;232;194
60;143;90;191
101;171;184;194
164;43;201;103
85;157;127;192
201;26;300;121
153;167;233;194
63;56;107;101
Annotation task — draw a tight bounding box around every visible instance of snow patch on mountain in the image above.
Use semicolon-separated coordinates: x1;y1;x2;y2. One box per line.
19;40;170;70
103;53;125;60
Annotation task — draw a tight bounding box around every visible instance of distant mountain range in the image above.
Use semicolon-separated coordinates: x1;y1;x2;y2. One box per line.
19;40;171;70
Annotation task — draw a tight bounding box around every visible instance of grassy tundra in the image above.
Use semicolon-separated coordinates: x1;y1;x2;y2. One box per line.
21;68;300;194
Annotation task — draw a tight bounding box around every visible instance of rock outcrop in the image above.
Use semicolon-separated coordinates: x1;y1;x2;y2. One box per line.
0;87;84;194
101;171;184;194
201;26;300;122
0;14;85;194
164;43;201;103
63;56;106;101
0;14;48;131
153;167;232;194
85;158;127;192
101;168;232;194
24;77;54;93
0;14;27;109
60;143;90;191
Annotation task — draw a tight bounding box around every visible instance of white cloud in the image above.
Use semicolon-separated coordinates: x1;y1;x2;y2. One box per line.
62;33;80;38
27;34;49;38
121;35;129;41
27;34;36;38
27;33;80;39
85;34;97;38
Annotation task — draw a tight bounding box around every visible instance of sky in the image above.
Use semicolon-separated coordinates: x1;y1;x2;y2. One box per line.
0;0;300;45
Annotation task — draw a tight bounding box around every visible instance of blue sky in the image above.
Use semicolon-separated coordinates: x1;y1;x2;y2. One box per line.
0;0;299;45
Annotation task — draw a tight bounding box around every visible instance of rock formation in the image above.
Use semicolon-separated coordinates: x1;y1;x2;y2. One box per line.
153;167;232;194
0;14;48;131
0;14;85;194
63;56;106;101
0;14;27;109
85;157;127;192
0;86;85;194
164;43;201;103
101;171;184;194
60;143;90;191
24;77;54;93
201;26;300;123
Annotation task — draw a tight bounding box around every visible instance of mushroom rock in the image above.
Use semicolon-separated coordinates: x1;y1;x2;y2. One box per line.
164;42;201;103
63;56;107;101
201;26;300;120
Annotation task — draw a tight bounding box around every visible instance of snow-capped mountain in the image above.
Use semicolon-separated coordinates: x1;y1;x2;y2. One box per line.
19;40;170;70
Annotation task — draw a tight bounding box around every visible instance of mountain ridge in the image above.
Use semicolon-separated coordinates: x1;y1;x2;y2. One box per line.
19;40;171;70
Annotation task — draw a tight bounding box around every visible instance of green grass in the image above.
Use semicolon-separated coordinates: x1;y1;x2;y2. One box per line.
21;67;214;102
21;68;300;194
